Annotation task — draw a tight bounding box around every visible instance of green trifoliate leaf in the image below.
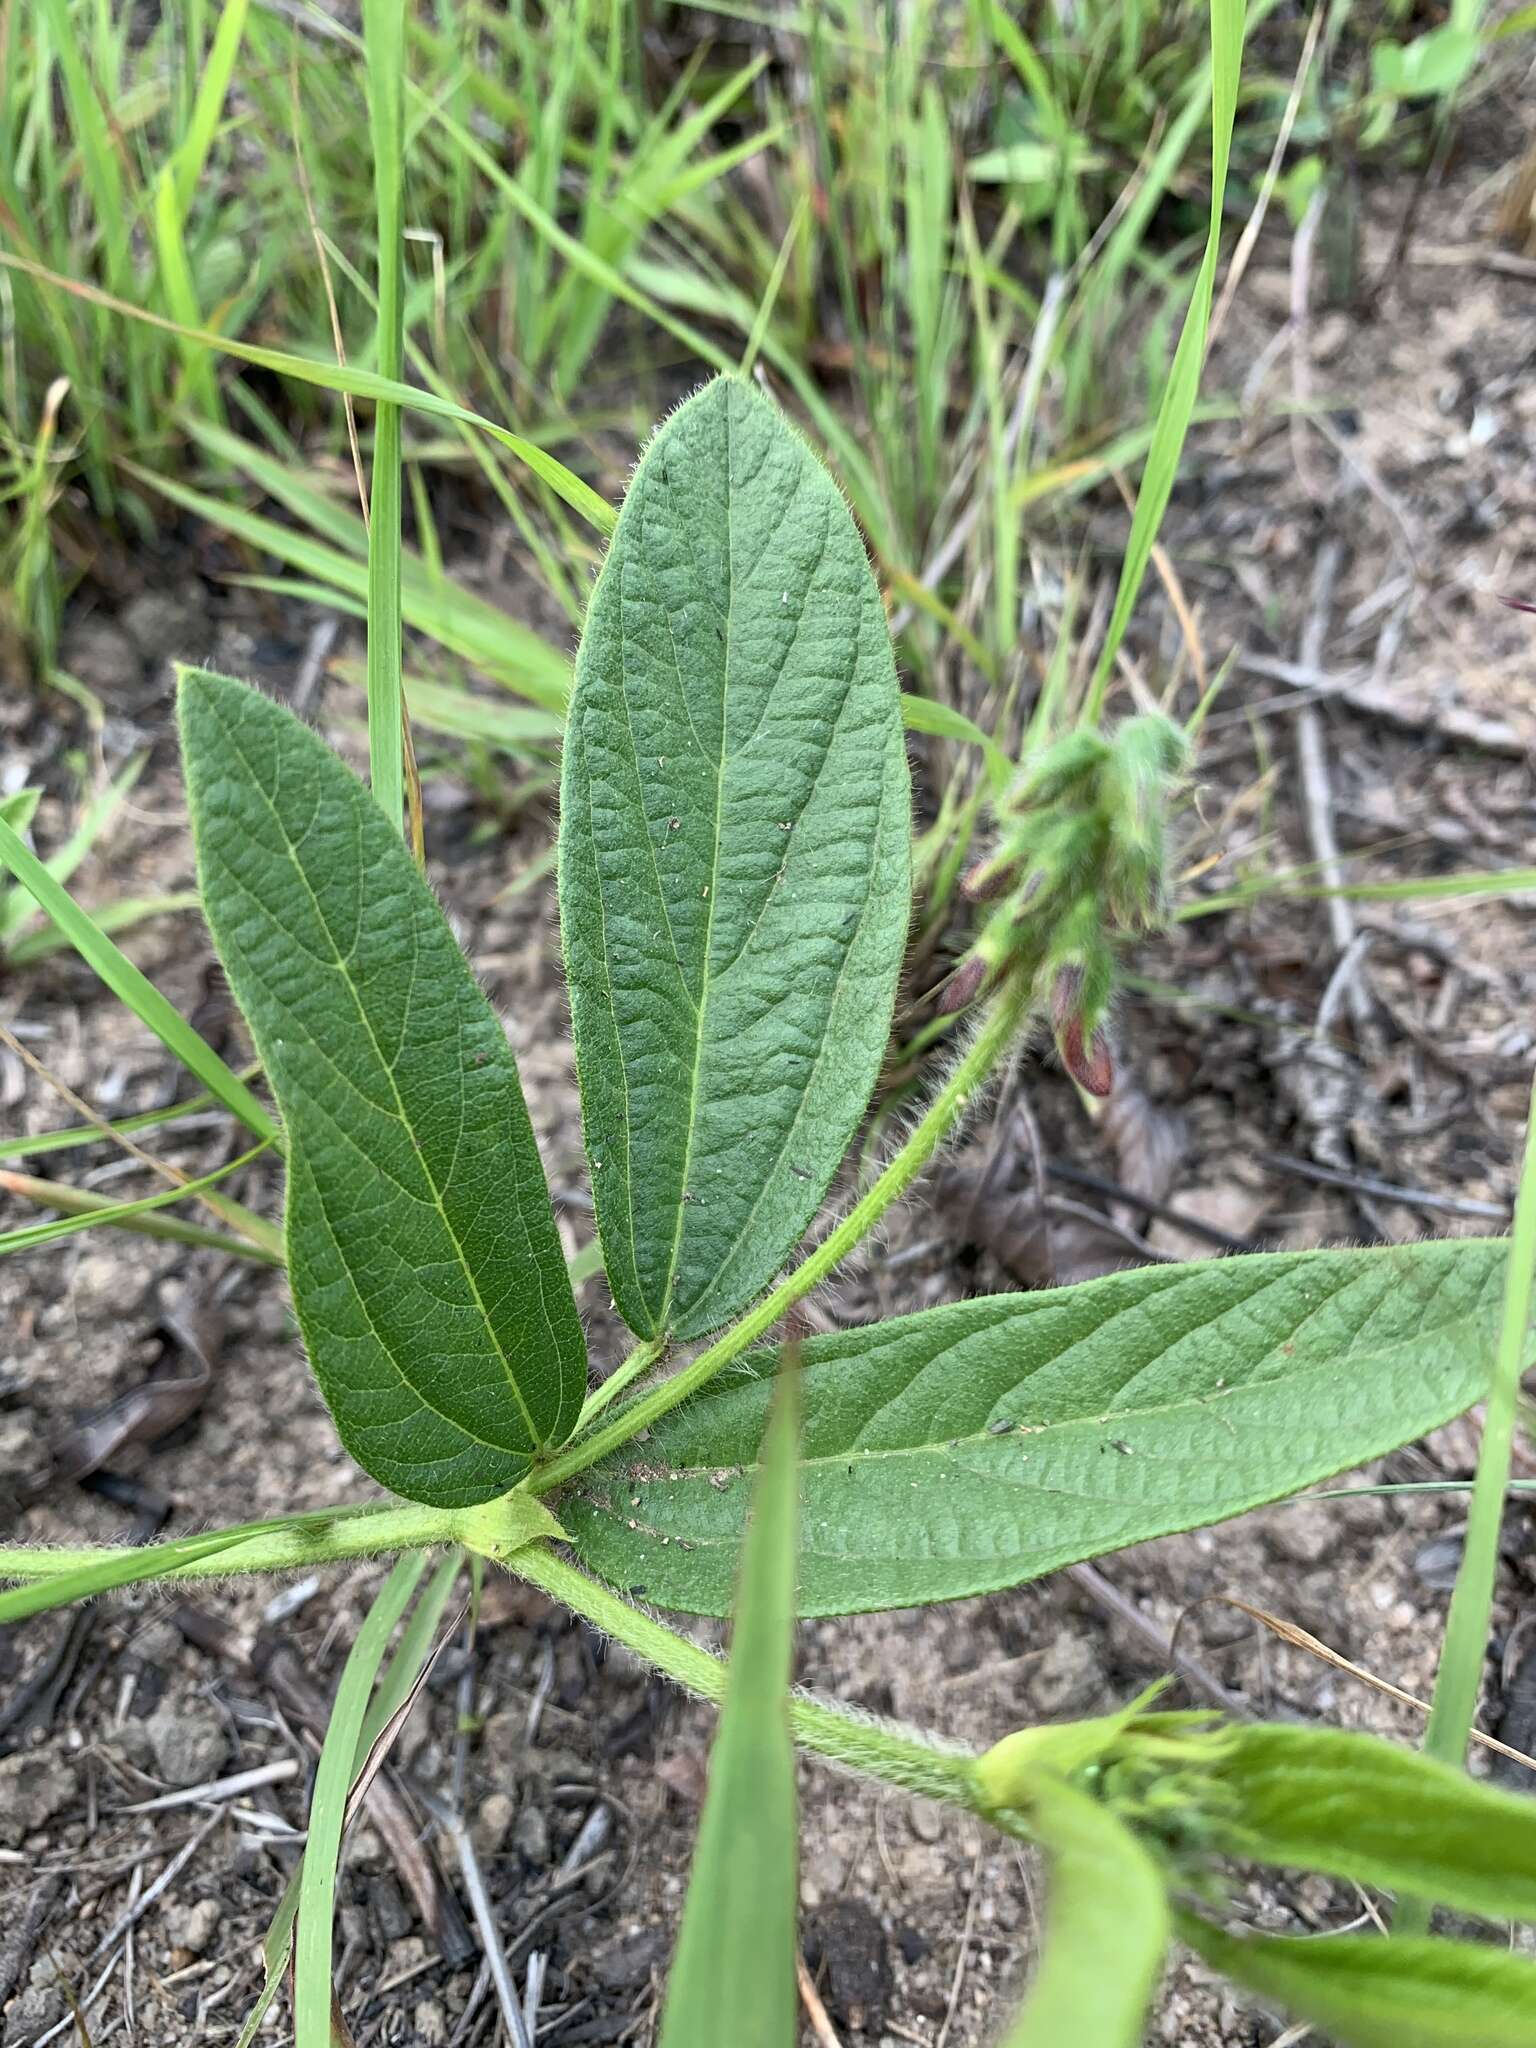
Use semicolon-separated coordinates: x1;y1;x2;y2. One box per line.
999;1774;1169;2048
1178;1913;1536;2048
559;375;910;1342
563;1240;1506;1615
179;668;586;1507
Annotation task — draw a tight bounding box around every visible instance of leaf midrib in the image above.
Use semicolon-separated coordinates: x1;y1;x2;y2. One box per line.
623;1313;1485;1486
654;395;736;1331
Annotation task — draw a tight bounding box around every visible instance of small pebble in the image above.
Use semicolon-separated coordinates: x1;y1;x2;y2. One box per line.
413;1998;449;2047
169;1898;223;1958
513;1803;551;1866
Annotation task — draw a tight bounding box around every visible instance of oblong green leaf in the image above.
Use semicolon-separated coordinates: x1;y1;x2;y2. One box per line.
999;1775;1169;2048
561;1240;1506;1615
658;1365;800;2048
179;668;586;1506
560;375;911;1342
1177;1912;1536;2048
1204;1725;1536;1922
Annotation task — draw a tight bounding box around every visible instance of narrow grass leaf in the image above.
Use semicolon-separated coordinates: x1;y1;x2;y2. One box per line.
1177;1913;1536;2048
0;1166;274;1262
152;170;219;416
0;250;615;534
658;1364;800;2048
999;1775;1168;2048
0;751;147;944
169;0;252;216
294;1555;425;2048
179;668;586;1504
900;692;1012;796
560;377;911;1342
0;1146;277;1261
7;892;199;965
362;0;406;828
563;1240;1509;1615
0;1091;229;1162
1086;0;1246;717
232;1543;461;2048
134;444;570;712
1401;1074;1536;1930
0;815;278;1143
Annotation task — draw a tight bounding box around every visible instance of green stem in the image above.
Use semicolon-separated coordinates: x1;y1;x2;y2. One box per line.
510;1543;980;1805
1398;1071;1536;1934
575;1333;668;1432
531;982;1028;1498
0;1498;462;1589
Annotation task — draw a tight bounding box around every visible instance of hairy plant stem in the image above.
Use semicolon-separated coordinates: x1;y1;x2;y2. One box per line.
529;981;1029;1498
0;1499;468;1587
575;1332;669;1432
509;1542;981;1807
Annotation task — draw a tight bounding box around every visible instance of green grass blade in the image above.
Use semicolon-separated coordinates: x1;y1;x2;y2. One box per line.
36;0;128;294
8;892;200;965
0;815;278;1143
295;1555;425;2048
143;428;571;710
332;664;563;755
415;96;737;382
901;693;1012;797
740;191;807;380
170;0;251;215
658;1363;801;2048
362;0;406;829
1400;1073;1536;1932
0;751;147;945
0;1145;277;1261
0;1090;231;1162
152;169;220;419
0;790;42;833
1181;868;1536;919
1084;0;1246;721
236;1551;463;2048
0;249;615;535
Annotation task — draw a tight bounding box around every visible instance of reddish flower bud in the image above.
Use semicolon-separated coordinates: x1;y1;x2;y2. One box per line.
938;951;989;1015
962;857;1017;903
1049;963;1083;1038
1059;1015;1114;1097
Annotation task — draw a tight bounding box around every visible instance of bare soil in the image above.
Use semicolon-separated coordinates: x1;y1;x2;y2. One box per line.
5;145;1536;2047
